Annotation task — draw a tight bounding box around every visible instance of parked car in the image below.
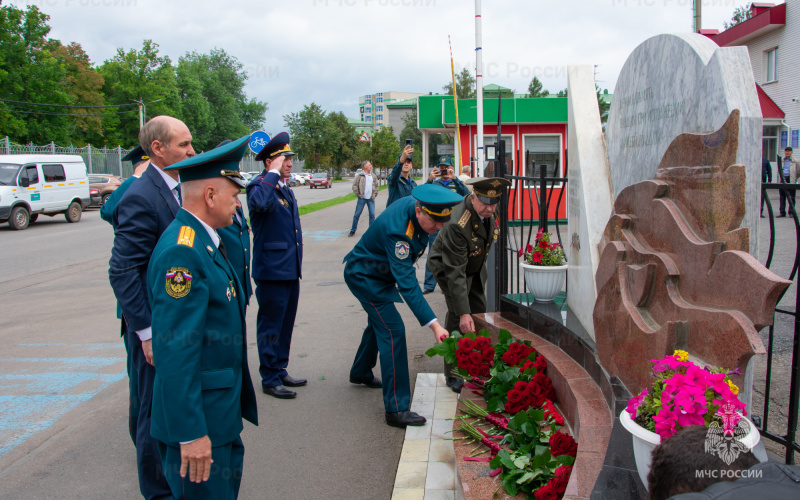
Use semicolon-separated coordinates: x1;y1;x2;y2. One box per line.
89;188;102;207
296;173;311;184
309;172;332;189
0;154;91;230
88;174;123;206
291;173;306;185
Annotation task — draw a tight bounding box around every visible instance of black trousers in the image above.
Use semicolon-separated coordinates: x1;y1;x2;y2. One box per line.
779;175;796;215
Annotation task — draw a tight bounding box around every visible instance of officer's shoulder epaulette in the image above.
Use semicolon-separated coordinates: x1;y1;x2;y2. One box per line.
457;211;471;229
405;220;414;239
177;226;195;247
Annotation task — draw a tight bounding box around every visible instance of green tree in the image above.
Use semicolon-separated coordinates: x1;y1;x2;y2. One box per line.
53;42;106;144
526;76;549;98
326;111;358;179
99;39;179;147
176;48;267;151
0;5;74;144
283;103;336;171
723;5;752;30
371;126;400;180
556;88;568;97
442;68;476;99
597;86;610;123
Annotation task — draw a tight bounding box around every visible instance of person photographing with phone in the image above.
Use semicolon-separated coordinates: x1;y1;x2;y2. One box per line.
387;141;417;207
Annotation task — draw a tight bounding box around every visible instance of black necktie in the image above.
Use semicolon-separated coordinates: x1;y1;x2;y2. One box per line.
484;217;491;236
173;185;182;206
282;184;291;203
218;240;229;261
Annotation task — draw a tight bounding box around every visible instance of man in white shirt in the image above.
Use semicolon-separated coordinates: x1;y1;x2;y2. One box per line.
349;160;380;236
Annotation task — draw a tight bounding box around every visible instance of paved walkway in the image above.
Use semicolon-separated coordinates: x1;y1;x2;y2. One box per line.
0;191;451;500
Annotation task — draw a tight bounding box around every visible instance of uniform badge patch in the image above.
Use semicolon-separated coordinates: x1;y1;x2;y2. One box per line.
280;199;289;208
405;221;414;239
458;211;471;228
165;267;192;299
177;226;195;247
494;227;500;240
395;241;410;259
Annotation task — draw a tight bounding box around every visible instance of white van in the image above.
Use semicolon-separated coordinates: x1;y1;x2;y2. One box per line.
0;155;91;230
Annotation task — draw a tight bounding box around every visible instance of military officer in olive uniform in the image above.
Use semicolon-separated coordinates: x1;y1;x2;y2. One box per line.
428;177;511;392
147;135;258;499
344;184;463;428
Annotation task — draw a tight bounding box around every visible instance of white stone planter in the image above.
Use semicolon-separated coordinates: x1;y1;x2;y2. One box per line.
520;262;567;302
619;409;761;490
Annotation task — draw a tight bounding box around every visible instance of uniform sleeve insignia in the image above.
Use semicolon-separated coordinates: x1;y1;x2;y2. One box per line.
405;221;414;239
165;267;192;299
177;226;195;247
395;241;410;259
458;211;471;228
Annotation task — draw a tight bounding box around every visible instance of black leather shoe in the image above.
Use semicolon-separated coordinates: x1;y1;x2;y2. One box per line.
349;375;382;388
422;289;434;295
385;411;426;428
778;214;786;218
263;385;296;399
449;378;465;394
348;231;355;237
280;375;307;387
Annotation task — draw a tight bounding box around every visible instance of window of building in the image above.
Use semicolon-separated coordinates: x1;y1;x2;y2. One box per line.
365;116;372;122
763;125;779;162
376;114;383;121
478;134;515;180
377;94;383;103
42;164;65;182
365;96;372;104
523;136;562;188
377;105;383;111
767;48;778;82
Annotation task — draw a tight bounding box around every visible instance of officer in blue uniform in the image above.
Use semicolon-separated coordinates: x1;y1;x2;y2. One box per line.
344;184;463;428
386;144;417;207
423;155;470;294
147;135;258;499
247;132;306;399
214;140;253;307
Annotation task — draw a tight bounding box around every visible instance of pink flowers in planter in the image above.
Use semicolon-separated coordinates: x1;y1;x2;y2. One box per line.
626;350;746;440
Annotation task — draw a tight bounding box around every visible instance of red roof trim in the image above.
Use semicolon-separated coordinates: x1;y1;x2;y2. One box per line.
710;2;786;47
757;84;785;119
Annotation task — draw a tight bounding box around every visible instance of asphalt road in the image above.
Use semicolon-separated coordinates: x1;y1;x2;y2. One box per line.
0;185;447;499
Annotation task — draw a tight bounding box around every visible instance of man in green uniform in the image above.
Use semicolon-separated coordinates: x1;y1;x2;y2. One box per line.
147;135;258;499
344;184;463;428
428;177;511;392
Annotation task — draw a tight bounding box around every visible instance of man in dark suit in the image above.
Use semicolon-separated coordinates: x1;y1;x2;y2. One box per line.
247;133;306;399
147;135;257;499
100;144;150;446
108;115;194;499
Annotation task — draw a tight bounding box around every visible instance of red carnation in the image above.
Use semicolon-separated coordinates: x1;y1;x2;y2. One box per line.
549;431;578;457
533;481;559;500
458;338;475;350
474;337;491;351
482;347;495;362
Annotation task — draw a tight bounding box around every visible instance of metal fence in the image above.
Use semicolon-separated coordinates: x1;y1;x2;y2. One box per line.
1;137;135;177
491;146;568;307
758;167;800;463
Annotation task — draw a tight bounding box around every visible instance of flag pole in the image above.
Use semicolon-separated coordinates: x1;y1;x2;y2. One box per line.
449;35;461;171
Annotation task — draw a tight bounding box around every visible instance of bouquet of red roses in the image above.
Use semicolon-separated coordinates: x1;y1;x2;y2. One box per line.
455;336;494;378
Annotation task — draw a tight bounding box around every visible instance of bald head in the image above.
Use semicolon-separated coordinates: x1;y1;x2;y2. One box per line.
181;177;241;229
139;116;195;172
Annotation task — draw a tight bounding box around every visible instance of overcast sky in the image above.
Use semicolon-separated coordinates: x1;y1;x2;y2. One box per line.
9;0;750;133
